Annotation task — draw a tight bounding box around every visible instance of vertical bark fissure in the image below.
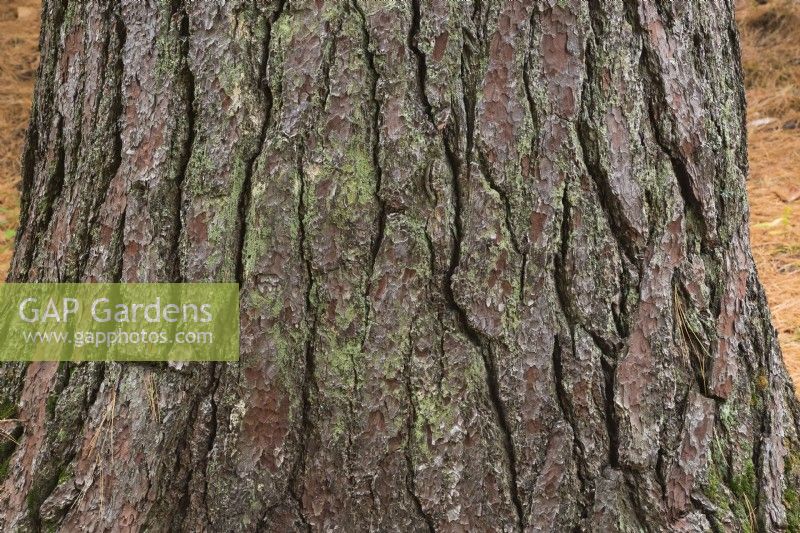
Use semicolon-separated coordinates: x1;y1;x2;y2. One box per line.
174;364;219;529
423;7;527;527
403;322;435;532
30;116;66;281
580;330;625;468
421;228;448;396
481;343;525;530
645;94;708;248
521;20;540;139
460;44;475;162
31;362;119;531
109;204;127;283
401;13;530;521
552;335;591;511
476;153;522;255
518;250;527;302
352;0;384;369
440;135;525;529
55;4;92;280
405;7;483;523
235;0;287;285
691;493;723;533
726;21;749;178
434;91;525;530
262;12;341;525
623;473;653;532
576;114;640;267
407;0;458;349
23;362;105;530
408;0;434;128
170;0;195;284
202;367;222;527
437;132;527;528
673;280;713;397
623;2;710;252
751;301;778;526
41;363;107;526
518;11;541;308
77;2;124;280
288;149;315;532
66;4;89;193
599;355;621;468
102;6;129;285
15;0;69;271
87;4;113;124
578;5;644;270
199;370;219;527
552;184;592;512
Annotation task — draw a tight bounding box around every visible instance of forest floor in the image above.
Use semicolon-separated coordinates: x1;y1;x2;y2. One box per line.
0;1;798;383
0;0;37;277
739;1;800;383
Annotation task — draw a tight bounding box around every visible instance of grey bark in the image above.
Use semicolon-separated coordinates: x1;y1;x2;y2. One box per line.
1;0;799;531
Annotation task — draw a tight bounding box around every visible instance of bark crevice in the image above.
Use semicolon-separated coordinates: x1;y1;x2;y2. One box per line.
287;150;316;532
552;183;593;513
170;0;195;284
352;0;385;365
403;323;436;532
235;0;287;285
6;0;800;530
15;0;70;278
438;107;525;529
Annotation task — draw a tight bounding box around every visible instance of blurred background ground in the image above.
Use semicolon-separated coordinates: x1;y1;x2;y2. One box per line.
0;0;38;277
739;0;800;384
0;1;798;384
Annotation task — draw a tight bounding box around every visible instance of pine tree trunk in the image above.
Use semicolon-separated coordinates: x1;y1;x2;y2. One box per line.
1;0;799;530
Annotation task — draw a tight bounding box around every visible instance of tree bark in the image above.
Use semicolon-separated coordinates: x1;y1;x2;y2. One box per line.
1;0;799;531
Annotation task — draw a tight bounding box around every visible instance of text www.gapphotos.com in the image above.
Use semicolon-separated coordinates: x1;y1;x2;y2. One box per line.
20;329;214;347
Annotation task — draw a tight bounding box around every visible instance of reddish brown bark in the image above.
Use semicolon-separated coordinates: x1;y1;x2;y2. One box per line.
1;0;799;531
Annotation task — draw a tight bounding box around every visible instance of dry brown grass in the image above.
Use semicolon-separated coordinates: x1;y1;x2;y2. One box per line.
0;1;797;385
0;0;39;278
738;0;800;386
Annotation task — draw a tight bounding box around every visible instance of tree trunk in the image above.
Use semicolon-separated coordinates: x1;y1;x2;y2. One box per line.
1;0;799;530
